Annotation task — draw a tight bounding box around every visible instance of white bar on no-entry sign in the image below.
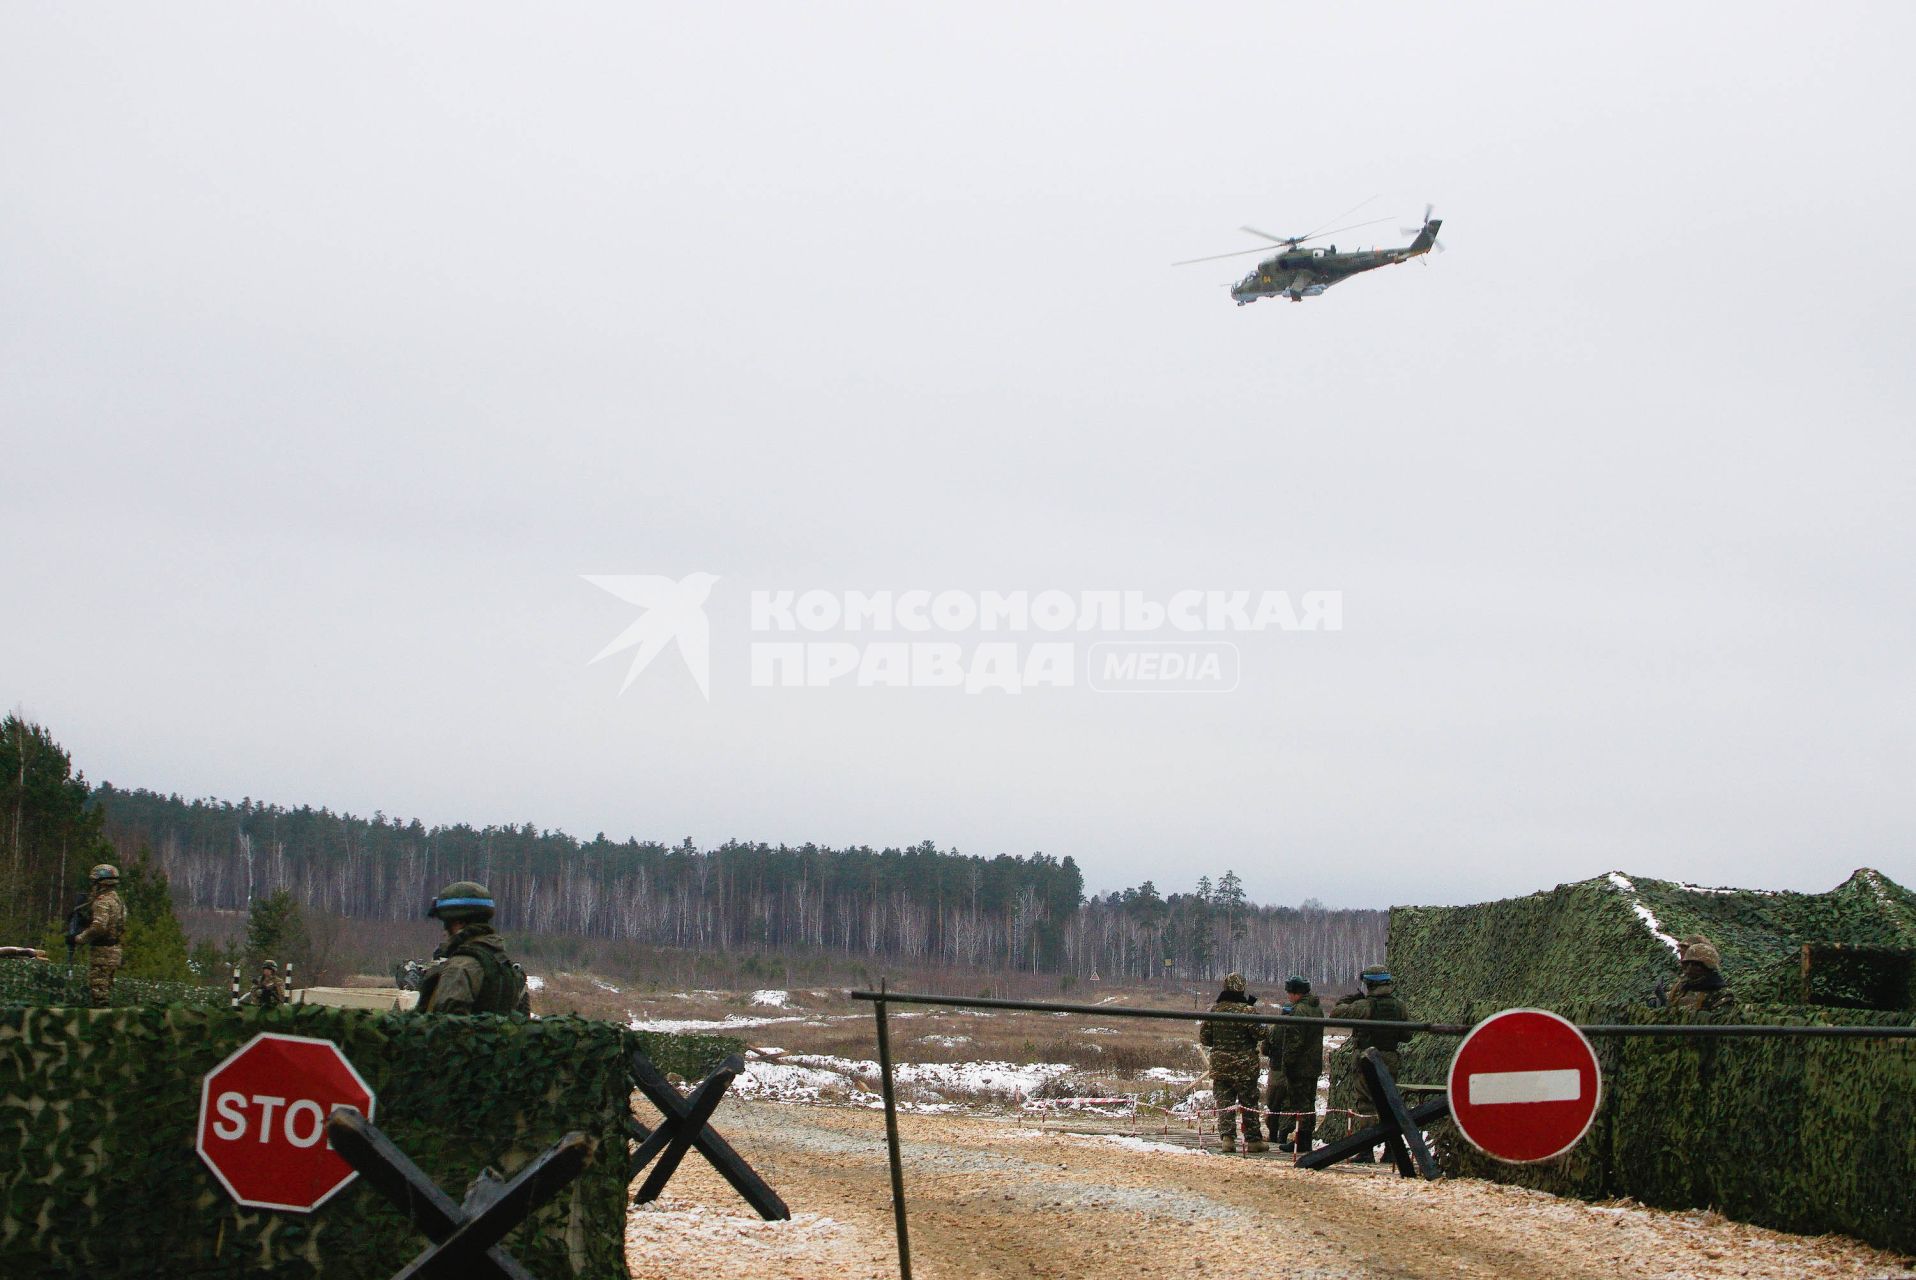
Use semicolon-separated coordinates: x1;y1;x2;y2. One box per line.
1468;1068;1582;1105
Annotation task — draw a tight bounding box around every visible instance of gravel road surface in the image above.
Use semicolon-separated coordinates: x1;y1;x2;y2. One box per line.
626;1099;1915;1279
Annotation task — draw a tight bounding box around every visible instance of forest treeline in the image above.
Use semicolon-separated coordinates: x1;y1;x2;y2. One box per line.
95;784;1386;986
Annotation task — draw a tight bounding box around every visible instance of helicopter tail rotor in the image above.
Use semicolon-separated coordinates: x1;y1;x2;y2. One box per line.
1404;205;1444;257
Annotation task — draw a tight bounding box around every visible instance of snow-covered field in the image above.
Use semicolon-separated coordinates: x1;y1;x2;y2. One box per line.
627;1012;818;1034
731;1049;1076;1109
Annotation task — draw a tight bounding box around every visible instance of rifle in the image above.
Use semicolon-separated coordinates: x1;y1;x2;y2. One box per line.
63;899;91;966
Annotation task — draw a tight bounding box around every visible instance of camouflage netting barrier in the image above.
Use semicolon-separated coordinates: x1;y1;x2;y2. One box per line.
1431;1005;1916;1256
0;1004;742;1279
0;957;227;1010
1386;868;1916;1020
1329;869;1916;1255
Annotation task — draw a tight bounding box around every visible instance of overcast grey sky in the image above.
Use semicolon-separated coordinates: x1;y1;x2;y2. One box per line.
5;4;1912;910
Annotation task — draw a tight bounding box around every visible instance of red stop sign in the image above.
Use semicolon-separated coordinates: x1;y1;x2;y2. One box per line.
1447;1008;1601;1163
197;1032;376;1212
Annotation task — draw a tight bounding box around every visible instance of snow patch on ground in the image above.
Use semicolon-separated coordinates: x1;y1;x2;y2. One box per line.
731;1060;861;1104
628;1012;811;1034
1096;1134;1204;1157
919;1034;973;1048
524;974;545;991
733;1053;1072;1107
1608;871;1682;954
626;1197;846;1253
1140;1067;1198;1084
751;989;793;1007
592;977;621;992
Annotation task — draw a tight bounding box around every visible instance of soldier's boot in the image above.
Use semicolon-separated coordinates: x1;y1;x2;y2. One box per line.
1243;1140;1269;1153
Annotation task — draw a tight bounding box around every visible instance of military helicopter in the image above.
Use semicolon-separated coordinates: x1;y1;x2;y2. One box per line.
1177;200;1445;304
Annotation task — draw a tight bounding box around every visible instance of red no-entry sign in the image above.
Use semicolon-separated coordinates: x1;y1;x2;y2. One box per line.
1447;1008;1601;1163
197;1032;376;1212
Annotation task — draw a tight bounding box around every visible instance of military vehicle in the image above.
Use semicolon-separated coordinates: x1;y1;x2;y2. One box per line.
1178;200;1445;304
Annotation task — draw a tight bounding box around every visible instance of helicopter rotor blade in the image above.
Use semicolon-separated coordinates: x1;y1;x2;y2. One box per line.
1239;226;1298;246
1299;195;1379;241
1172;244;1285;266
1292;216;1395;245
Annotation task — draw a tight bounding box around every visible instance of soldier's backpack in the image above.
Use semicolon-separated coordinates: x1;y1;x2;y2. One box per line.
447;939;529;1014
1365;993;1413;1051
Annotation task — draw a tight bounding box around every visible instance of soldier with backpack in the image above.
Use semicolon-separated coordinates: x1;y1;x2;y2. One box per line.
417;881;531;1015
1198;972;1265;1153
1332;964;1413;1161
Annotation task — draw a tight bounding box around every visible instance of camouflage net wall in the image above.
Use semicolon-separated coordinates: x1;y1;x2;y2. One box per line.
1317;871;1916;1255
0;1004;742;1279
1433;1004;1916;1257
0;957;227;1010
1386;868;1915;1022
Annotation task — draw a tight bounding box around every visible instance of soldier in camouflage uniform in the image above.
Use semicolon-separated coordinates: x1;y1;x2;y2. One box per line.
417;881;532;1015
1263;976;1324;1153
72;864;126;1007
240;960;287;1008
1654;937;1735;1013
1332;965;1412;1160
1198;972;1264;1152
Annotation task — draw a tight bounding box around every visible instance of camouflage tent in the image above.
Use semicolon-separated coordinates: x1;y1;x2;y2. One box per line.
1318;868;1916;1254
1389;867;1916;1024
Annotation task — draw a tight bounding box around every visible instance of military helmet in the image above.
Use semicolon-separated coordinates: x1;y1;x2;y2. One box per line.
1222;972;1246;995
260;960;277;971
1684;940;1722;970
89;863;119;884
1359;965;1393;986
429;880;495;923
1284;975;1310;994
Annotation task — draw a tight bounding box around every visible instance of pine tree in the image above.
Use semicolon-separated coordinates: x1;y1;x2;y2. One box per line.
245;888;311;974
0;715;112;938
118;844;194;982
189;936;245;987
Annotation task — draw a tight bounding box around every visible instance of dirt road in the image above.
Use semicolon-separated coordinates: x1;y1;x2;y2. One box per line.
626;1099;1914;1280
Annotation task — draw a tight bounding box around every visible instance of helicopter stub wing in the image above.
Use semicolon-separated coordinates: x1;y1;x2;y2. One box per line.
1283;270;1333;299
